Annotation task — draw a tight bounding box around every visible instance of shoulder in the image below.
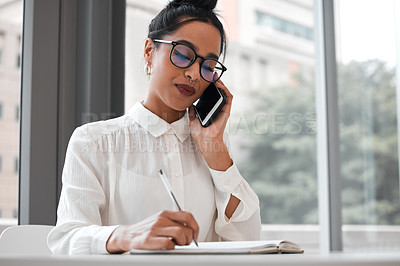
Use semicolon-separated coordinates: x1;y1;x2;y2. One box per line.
69;114;138;148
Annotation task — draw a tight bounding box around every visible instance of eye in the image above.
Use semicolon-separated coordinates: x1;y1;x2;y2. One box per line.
202;60;218;72
202;65;214;73
174;48;191;62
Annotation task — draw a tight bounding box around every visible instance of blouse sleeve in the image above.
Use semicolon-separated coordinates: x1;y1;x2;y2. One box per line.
209;135;262;241
47;126;118;255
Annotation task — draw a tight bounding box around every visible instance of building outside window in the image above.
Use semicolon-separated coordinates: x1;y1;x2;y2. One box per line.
255;11;314;41
0;0;22;225
0;31;4;65
14;157;18;174
16;34;20;68
15;104;18;121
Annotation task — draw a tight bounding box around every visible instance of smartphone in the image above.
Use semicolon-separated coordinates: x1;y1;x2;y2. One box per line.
194;83;226;127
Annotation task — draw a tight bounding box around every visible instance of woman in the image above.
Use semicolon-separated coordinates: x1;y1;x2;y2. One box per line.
48;0;261;255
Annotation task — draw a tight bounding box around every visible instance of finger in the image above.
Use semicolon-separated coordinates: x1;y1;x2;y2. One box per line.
160;210;199;240
172;211;199;239
154;226;188;245
215;80;233;104
155;225;193;246
214;80;233;115
188;106;202;132
188;105;196;121
141;236;175;250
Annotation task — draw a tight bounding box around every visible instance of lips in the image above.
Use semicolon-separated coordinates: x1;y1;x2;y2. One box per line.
176;84;196;97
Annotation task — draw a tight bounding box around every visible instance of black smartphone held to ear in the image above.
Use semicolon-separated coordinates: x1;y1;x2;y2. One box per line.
194;83;227;127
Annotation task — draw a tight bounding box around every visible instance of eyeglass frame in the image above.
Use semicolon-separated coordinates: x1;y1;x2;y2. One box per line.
152;39;227;83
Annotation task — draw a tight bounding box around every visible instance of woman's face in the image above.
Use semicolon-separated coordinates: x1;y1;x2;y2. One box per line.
144;21;222;118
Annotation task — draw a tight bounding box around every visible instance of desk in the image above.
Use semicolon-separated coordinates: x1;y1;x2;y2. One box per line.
1;253;400;266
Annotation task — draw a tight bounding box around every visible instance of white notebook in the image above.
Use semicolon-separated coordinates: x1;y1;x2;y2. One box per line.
130;240;303;255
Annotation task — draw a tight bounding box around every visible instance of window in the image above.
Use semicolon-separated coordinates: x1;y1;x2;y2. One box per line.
335;0;400;252
0;0;22;225
239;54;251;90
255;59;267;89
125;0;319;252
255;11;314;41
17;35;21;68
15;105;19;121
14;0;397;253
14;157;18;174
0;31;4;65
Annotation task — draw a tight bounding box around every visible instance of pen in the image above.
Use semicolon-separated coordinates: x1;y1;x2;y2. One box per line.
158;169;199;247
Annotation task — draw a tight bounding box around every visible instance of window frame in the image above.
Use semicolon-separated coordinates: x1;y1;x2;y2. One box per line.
19;0;125;225
314;0;342;252
396;0;400;196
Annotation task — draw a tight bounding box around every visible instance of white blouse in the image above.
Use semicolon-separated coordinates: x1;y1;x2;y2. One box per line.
47;102;261;255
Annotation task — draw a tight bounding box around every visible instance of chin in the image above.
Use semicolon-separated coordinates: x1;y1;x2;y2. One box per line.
171;99;195;112
174;105;190;112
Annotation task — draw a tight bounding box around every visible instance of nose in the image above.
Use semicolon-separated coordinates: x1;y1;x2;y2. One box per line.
184;59;202;82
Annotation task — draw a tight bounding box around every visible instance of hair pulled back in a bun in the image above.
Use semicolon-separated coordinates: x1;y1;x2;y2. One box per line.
148;0;226;58
167;0;217;11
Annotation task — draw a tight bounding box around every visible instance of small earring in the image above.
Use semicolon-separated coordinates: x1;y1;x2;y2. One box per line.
145;63;152;75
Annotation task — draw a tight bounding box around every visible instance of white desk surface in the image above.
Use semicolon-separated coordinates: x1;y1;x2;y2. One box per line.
1;253;400;266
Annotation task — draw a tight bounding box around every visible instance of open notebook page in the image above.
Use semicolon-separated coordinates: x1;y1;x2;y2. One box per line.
130;240;303;254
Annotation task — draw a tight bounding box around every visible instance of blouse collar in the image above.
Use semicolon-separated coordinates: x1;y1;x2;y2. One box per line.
127;102;190;142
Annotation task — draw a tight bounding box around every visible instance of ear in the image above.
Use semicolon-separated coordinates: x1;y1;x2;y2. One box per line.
144;38;155;63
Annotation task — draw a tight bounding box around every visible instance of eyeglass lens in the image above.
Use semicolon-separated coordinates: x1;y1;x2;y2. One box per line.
171;44;223;83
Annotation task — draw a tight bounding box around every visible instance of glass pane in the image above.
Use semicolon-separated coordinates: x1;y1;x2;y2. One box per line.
125;0;319;252
0;0;23;227
223;0;318;252
335;0;400;252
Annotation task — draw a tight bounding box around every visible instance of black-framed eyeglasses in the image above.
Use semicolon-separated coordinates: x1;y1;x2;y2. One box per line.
153;39;227;83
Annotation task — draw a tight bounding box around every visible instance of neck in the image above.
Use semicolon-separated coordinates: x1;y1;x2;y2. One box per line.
141;98;186;124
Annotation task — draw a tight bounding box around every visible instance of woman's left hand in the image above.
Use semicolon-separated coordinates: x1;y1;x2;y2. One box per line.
189;79;233;171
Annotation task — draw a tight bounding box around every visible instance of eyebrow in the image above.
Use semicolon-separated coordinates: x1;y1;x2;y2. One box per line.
176;39;219;60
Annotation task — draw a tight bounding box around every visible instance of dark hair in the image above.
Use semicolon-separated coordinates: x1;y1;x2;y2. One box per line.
148;0;226;58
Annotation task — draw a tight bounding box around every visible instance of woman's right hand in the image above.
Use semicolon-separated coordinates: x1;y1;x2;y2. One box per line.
106;210;199;253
